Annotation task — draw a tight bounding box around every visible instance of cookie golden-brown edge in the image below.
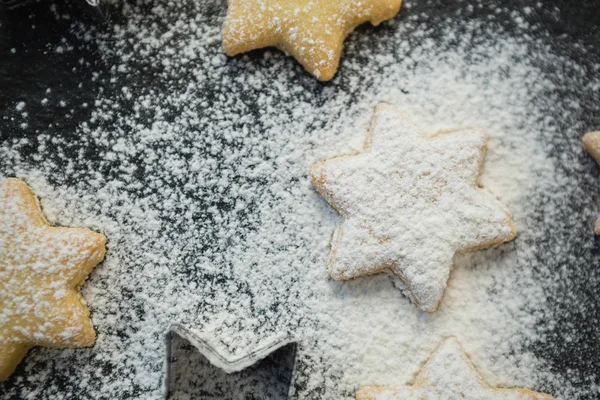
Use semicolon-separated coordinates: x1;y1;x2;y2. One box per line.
0;178;106;381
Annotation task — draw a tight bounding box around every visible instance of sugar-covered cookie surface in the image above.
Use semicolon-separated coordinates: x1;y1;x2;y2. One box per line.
312;104;515;311
223;0;402;80
0;178;106;381
357;337;554;400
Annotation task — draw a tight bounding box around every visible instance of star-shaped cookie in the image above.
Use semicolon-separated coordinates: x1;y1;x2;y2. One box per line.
0;178;106;381
356;337;554;400
222;0;402;81
311;104;516;312
583;131;600;234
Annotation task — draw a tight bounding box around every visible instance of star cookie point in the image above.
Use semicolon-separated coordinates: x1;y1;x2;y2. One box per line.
312;105;515;312
0;178;106;381
583;131;600;234
222;0;403;81
356;337;554;400
583;131;600;164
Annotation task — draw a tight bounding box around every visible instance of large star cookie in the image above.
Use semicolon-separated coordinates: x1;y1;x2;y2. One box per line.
356;337;554;400
311;104;515;312
0;178;106;381
583;131;600;234
222;0;402;81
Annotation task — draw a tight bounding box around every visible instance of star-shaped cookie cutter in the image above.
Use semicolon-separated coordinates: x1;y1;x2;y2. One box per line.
165;324;298;398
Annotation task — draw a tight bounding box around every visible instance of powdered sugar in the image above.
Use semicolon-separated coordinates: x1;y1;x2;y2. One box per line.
223;0;402;80
311;105;514;311
0;178;105;380
357;338;553;400
0;0;598;398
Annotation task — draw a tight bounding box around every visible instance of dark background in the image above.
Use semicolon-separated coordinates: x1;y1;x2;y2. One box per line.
1;0;599;398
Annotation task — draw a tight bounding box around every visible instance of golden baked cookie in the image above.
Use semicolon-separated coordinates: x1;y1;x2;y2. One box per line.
222;0;402;81
311;104;516;312
583;131;600;235
0;178;106;381
356;337;555;400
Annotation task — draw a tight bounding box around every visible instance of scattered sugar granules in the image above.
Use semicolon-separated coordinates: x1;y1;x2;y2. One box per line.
1;0;600;399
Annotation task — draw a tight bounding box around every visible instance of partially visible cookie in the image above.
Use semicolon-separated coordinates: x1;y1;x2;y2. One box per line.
0;178;106;381
222;0;402;81
583;131;600;235
311;104;515;312
356;337;555;400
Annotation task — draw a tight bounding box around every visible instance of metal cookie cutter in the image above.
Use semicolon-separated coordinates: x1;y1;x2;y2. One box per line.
0;0;109;22
166;324;298;399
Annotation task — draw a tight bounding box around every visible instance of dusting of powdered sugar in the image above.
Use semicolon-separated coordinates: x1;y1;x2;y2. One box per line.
356;338;553;400
311;104;515;312
222;0;402;80
0;178;104;379
0;0;598;398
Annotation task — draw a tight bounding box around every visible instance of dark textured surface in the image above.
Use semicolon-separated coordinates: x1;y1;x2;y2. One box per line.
0;0;102;181
1;0;600;399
